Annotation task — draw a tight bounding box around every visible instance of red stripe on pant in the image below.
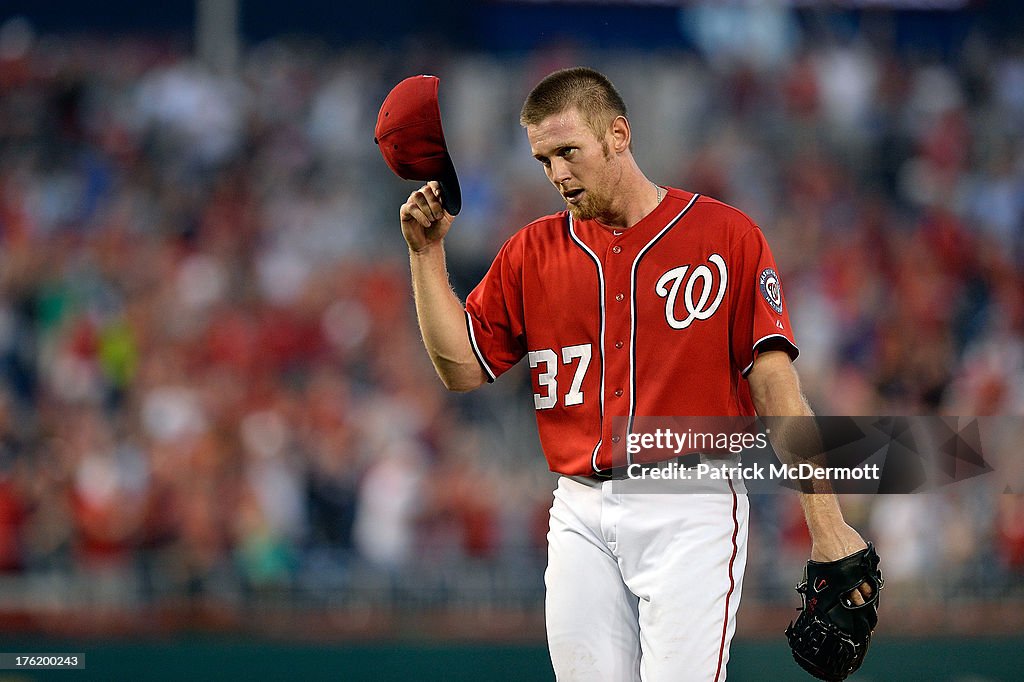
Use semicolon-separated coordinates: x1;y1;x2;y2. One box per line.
714;478;740;682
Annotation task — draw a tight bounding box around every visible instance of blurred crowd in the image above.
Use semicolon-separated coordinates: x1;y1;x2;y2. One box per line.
0;16;1022;621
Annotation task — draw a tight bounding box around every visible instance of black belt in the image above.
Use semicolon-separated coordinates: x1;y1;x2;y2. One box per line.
588;452;703;481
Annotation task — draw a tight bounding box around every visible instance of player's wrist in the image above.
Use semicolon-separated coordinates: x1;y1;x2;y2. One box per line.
407;241;436;258
807;521;866;562
409;239;444;257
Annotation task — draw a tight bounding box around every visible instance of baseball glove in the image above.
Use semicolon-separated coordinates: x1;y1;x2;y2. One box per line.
785;542;883;681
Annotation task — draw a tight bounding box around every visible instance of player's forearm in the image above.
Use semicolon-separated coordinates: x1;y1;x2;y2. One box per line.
409;243;486;392
748;351;862;558
798;490;852;542
763;416;849;546
766;430;859;558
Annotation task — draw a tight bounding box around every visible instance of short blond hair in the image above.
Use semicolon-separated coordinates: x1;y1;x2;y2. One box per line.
520;67;628;143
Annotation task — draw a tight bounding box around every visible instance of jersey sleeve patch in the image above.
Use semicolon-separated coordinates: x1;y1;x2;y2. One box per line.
759;267;783;314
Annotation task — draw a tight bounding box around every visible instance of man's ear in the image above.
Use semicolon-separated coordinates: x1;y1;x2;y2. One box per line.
609;115;631;154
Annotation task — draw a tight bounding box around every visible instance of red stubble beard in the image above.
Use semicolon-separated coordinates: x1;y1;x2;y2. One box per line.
566;190;608;221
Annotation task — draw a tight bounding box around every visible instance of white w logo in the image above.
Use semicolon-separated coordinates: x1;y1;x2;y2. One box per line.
655;254;728;330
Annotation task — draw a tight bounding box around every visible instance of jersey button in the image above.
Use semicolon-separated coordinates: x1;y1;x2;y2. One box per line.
614;389;623;397
615;292;624;301
611;435;620;443
611;245;622;254
614;341;623;349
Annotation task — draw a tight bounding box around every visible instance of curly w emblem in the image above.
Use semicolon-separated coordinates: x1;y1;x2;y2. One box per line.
655;254;728;330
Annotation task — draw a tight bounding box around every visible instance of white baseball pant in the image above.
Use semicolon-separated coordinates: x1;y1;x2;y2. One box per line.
544;473;749;681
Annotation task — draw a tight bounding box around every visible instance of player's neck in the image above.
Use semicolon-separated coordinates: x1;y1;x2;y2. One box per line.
596;171;662;230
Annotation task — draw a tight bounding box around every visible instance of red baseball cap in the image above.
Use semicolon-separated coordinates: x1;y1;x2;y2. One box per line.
375;75;462;216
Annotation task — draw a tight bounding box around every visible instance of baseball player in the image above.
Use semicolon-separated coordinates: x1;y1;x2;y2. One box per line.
398;67;874;681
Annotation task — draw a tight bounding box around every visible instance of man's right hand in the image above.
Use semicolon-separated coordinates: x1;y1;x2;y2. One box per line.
400;180;454;253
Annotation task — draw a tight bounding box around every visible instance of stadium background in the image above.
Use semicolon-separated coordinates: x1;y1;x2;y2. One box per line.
0;0;1022;679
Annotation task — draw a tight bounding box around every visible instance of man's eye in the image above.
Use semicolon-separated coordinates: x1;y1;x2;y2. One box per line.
561;148;576;158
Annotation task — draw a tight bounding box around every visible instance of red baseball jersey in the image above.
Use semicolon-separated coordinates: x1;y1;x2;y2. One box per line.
464;188;798;476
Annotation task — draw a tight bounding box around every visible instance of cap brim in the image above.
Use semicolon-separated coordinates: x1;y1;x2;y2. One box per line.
437;155;462;216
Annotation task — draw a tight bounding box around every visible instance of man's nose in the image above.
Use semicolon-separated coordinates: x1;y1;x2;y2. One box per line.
549;158;571;185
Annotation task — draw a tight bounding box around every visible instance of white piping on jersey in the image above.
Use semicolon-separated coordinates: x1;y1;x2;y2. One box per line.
741;333;800;376
627;193;701;465
464;310;497;382
567;214;607;473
